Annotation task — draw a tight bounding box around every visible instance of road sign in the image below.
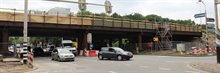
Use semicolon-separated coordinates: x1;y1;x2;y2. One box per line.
207;18;215;22
208;23;215;28
105;0;112;14
153;37;158;42
194;13;206;18
79;0;87;11
208;28;215;32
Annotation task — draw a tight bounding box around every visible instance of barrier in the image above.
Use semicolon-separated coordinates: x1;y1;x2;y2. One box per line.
27;52;33;68
190;47;217;55
191;47;196;55
89;50;96;57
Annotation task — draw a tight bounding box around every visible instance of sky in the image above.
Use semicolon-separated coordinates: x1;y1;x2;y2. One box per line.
0;0;219;24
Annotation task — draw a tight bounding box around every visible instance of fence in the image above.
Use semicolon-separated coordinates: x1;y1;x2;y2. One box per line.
0;8;202;33
120;41;210;54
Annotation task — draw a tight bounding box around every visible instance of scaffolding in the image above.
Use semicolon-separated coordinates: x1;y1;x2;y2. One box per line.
156;23;172;50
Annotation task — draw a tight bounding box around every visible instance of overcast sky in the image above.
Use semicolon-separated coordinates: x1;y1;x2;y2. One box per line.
0;0;219;24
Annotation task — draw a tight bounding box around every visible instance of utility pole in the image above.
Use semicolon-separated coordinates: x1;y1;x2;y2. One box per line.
198;0;209;54
214;0;220;63
23;0;28;64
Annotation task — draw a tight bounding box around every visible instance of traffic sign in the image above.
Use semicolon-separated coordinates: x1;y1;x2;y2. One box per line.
194;13;206;18
208;28;215;32
208;23;215;28
105;0;112;14
153;37;159;42
79;0;87;11
207;18;215;22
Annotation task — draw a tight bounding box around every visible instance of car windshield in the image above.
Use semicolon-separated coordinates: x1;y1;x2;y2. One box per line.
114;47;124;52
64;46;72;48
58;49;71;54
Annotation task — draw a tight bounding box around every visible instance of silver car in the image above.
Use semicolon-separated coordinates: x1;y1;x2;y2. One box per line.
51;48;75;62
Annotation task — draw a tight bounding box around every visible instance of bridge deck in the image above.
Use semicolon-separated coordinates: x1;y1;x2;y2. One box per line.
0;8;202;33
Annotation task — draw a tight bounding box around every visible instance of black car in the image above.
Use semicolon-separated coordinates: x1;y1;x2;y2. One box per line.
98;47;133;60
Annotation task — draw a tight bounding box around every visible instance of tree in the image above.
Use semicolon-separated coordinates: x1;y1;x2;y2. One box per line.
145;14;163;22
76;11;93;16
123;13;145;20
111;12;122;18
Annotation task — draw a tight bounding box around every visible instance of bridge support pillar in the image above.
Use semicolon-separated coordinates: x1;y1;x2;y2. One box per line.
78;32;88;50
137;33;142;53
119;38;122;48
0;30;9;55
109;39;113;47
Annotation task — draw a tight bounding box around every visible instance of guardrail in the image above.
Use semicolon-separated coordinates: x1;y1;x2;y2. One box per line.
0;8;202;32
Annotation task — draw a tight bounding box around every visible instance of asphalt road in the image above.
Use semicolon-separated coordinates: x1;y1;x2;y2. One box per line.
30;55;215;73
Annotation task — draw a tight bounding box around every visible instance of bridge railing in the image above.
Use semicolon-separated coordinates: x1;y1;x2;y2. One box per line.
0;8;201;32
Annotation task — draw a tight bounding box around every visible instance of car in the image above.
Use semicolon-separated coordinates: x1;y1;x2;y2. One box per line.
62;40;77;56
98;47;133;61
33;47;45;57
51;48;75;62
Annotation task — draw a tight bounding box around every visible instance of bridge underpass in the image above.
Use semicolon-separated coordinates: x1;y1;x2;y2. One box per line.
0;23;202;55
0;9;202;55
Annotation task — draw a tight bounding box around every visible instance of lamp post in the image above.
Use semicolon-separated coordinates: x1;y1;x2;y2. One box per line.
198;0;209;54
214;0;220;63
23;0;28;64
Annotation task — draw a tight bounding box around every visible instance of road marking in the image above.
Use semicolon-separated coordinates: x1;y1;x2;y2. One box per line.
159;67;171;71
109;71;117;73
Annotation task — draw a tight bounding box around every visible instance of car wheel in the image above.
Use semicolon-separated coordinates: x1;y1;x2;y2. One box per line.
51;57;54;60
72;58;75;62
98;55;103;60
117;55;123;61
58;57;62;62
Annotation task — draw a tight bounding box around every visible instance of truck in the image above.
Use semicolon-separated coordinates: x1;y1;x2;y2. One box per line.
62;40;77;55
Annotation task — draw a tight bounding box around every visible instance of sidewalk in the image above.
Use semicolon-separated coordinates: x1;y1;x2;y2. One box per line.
3;58;20;62
0;58;33;73
190;62;220;73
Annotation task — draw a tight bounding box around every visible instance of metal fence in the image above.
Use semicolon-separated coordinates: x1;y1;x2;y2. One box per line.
120;41;208;53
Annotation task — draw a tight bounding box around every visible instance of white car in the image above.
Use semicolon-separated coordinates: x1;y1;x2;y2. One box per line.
51;48;75;62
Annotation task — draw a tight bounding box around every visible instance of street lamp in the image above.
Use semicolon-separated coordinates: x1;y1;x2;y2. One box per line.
198;0;209;54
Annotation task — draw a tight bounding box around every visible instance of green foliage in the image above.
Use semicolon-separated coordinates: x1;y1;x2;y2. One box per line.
76;11;93;16
75;11;196;25
111;12;122;18
123;13;145;20
145;14;163;22
9;37;23;44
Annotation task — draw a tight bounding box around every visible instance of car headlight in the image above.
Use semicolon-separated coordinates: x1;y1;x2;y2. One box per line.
122;52;128;55
59;55;65;58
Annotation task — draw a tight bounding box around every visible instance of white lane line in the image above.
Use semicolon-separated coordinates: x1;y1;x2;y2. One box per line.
185;71;200;73
159;67;171;71
109;71;117;73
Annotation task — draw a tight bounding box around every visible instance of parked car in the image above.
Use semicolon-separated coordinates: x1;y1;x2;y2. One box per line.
33;47;44;57
98;47;133;60
51;48;75;62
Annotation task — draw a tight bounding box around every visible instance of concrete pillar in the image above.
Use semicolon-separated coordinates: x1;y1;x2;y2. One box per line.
78;32;88;50
0;30;9;55
83;32;88;50
109;39;113;47
137;33;142;53
119;38;122;48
